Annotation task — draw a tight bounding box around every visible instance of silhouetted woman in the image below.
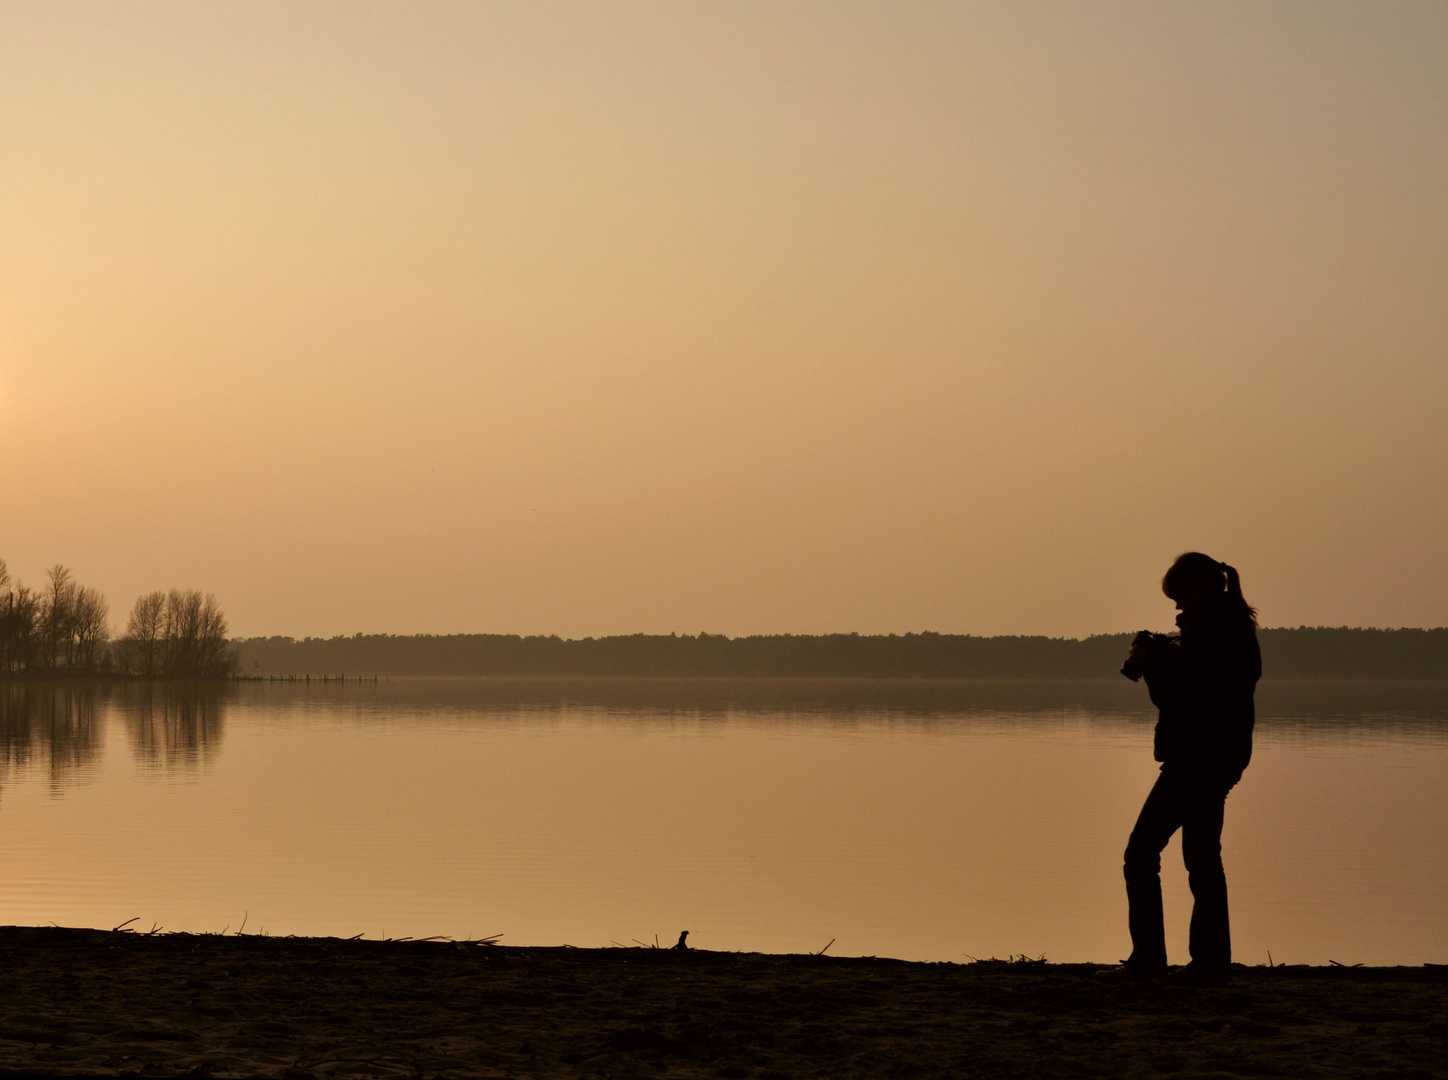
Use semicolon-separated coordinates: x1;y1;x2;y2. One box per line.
1121;553;1260;985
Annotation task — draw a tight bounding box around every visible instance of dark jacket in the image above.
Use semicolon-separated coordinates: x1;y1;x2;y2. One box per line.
1141;595;1261;783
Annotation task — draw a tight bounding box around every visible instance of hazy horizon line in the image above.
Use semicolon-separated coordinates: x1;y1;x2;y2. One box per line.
233;624;1448;643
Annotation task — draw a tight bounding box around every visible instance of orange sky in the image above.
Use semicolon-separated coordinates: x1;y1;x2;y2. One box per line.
2;2;1445;639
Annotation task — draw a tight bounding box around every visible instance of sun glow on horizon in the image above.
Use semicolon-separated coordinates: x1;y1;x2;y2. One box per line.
1;2;1445;637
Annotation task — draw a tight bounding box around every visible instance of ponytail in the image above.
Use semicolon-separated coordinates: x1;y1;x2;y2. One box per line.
1218;562;1257;627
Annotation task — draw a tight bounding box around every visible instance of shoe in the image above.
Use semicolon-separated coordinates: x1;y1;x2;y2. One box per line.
1096;959;1166;982
1172;962;1231;987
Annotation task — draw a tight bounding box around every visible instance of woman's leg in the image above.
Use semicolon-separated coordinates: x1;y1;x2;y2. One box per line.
1181;779;1233;971
1123;770;1184;971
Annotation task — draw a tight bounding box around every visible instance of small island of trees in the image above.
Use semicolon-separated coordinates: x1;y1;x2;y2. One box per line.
0;559;235;678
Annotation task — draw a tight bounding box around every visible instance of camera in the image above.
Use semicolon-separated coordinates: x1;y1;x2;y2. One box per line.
1120;630;1165;682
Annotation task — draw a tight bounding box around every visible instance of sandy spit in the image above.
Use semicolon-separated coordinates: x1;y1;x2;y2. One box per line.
0;926;1443;1078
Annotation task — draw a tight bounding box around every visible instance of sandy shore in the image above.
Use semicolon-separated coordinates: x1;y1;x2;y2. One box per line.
0;926;1443;1078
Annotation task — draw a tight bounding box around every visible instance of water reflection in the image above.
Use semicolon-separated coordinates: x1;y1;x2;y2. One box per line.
0;678;1444;961
119;683;228;770
0;682;102;787
0;681;230;781
228;676;1159;726
2;678;1446;784
226;676;1448;743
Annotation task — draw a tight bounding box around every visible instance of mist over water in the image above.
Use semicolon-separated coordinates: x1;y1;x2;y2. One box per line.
0;678;1445;965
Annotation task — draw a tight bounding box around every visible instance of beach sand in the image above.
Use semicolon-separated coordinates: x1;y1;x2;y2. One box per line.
0;926;1443;1078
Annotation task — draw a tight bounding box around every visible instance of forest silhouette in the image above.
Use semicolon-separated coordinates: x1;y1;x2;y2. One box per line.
4;558;1444;682
236;627;1448;679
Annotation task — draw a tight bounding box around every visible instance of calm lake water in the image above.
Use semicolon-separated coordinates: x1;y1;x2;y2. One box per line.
1;678;1445;965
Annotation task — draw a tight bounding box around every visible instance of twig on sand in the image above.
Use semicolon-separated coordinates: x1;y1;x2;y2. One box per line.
236;911;248;936
112;917;139;933
1328;959;1364;968
145;923;164;936
816;939;835;956
298;1054;412;1073
1267;951;1274;968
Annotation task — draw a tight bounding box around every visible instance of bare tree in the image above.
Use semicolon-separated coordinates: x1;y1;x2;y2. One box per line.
123;591;167;676
162;589;192;675
194;593;231;677
0;559;12;673
72;586;110;670
0;560;15;673
161;589;234;677
39;566;78;670
0;579;39;673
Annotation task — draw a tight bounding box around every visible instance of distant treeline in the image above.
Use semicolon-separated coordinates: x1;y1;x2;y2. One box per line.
0;559;235;678
234;627;1448;680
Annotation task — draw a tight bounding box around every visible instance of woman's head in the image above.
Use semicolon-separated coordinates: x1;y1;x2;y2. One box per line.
1162;552;1257;625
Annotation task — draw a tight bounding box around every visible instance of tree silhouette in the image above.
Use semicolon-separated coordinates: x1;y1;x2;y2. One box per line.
123;591;166;677
0;557;233;679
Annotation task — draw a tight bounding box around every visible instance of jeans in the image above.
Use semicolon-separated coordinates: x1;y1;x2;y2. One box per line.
1123;768;1236;971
